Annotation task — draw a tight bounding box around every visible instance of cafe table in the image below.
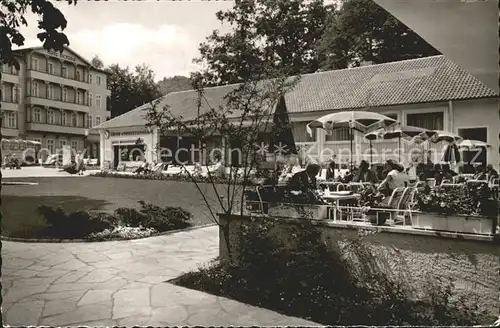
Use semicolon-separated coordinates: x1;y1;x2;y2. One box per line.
321;191;361;221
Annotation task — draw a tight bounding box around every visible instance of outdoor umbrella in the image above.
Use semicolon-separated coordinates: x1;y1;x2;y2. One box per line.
442;143;461;163
364;128;385;166
268;96;297;171
381;125;437;163
426;130;463;166
307;111;397;168
429;130;463;144
268;95;297;156
457;139;490;170
458;139;491;150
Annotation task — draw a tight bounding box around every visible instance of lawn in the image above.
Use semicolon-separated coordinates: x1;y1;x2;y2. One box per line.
2;176;242;238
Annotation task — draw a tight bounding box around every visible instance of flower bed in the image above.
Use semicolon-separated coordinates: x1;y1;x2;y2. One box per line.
35;200;193;240
412;184;498;235
91;170;257;185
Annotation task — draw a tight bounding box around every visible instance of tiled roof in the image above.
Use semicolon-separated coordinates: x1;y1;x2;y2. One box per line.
96;55;497;130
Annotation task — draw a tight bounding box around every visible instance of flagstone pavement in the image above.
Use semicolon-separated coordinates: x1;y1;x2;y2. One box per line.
2;226;320;326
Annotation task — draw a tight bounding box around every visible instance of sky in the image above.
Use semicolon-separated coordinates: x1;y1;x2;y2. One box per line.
18;1;235;81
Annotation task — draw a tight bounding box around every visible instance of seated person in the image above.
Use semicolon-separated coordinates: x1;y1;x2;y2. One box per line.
432;163;444;185
342;167;358;184
326;156;337;180
352;160;378;184
416;173;431;193
377;160;410;196
288;163;321;193
442;163;457;180
486;164;499;181
472;164;487;180
375;165;385;181
134;159;148;174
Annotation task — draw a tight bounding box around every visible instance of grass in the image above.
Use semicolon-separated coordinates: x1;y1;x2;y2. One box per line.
2;176;235;238
2;195;109;238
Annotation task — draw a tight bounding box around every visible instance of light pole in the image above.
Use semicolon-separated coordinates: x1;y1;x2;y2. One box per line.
84;129;89;157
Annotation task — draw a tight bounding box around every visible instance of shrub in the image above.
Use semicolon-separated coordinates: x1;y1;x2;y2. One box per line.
172;219;489;326
37;205;118;238
91;170;256;186
115;201;193;231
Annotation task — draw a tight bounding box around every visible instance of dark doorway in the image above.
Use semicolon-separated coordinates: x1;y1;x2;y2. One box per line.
458;127;487;173
178;137;198;165
113;146;120;169
159;136;177;164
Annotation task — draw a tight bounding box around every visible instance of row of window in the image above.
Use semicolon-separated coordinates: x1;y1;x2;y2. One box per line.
31;58;104;86
30;82;103;108
293;112;444;143
31;108;103;127
36;139;80;153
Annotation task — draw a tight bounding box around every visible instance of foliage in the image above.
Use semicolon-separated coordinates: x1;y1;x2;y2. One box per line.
414;184;498;217
36;201;193;239
157;75;192;95
0;0;76;68
172;219;489;325
358;184;384;212
195;0;334;86
316;0;440;70
115;200;192;231
36;205;118;239
91;170;256;185
91;55;104;69
87;226;157;241
105;62;162;118
196;0;440;86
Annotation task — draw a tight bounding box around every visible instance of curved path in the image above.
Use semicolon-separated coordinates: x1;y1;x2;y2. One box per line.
2;226;319;326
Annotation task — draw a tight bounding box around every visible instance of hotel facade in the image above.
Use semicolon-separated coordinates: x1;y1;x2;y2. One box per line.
0;46;111;160
95;55;499;171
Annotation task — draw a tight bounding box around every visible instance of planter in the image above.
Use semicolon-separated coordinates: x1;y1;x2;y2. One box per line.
411;212;497;235
268;204;328;219
366;211;388;226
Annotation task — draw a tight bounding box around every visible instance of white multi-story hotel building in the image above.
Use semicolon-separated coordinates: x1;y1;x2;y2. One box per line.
0;46;111;160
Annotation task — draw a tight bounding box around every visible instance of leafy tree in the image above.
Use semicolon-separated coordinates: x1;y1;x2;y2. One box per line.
91;55;104;69
317;0;440;69
0;0;76;68
195;0;334;86
157;75;192;95
105;63;162;117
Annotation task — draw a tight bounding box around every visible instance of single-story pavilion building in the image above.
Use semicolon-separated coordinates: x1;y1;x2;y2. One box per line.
94;55;499;171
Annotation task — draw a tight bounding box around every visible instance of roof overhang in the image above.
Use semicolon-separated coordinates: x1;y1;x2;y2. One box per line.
373;0;499;94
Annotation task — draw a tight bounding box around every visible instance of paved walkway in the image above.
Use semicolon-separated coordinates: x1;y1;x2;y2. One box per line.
2;167;99;178
3;226;319;326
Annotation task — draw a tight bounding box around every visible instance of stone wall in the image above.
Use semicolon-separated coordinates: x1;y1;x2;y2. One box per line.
219;215;500;318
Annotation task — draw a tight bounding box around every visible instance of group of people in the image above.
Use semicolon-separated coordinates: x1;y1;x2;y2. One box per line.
3;154;21;169
284;156;499;199
63;152;85;175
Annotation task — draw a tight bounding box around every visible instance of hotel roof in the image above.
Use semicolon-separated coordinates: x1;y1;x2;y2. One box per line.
96;55;498;130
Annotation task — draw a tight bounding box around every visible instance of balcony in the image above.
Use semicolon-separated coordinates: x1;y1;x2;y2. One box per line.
0;101;19;111
1;127;19;137
25;122;86;136
1;73;19;84
26;69;89;90
26;96;89;113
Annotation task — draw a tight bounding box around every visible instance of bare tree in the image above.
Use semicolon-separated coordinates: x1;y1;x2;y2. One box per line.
146;66;300;263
